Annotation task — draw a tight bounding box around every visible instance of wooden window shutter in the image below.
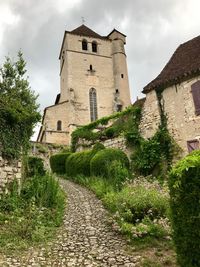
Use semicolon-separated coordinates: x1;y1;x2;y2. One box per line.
191;81;200;115
187;139;199;153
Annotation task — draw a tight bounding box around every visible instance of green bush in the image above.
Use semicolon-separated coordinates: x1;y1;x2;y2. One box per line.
66;150;94;177
25;156;46;177
90;148;129;178
103;184;169;224
104;127;116;138
168;150;200;267
50;152;71;174
92;142;105;152
66;143;105;177
107;160;130;189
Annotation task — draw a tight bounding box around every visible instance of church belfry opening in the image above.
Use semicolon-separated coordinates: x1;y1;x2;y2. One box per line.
82;39;88;50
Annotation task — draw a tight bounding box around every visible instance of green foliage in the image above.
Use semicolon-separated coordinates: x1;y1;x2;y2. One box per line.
104;127;116;138
92;142;105;152
0;51;41;159
25;156;46;177
0;173;65;252
65;144;105;177
104;184;169;224
35;143;48;153
66;150;94;177
90;148;129;178
107;160;130;190
131;125;175;176
71;106;138;151
168;150;200;267
50;152;72;174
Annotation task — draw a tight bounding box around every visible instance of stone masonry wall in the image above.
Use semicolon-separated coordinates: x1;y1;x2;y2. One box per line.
30;142;68;170
0;155;21;195
77;136;132;157
139;75;200;156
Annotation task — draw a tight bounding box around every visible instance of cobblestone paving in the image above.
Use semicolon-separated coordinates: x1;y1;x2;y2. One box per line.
1;179;142;267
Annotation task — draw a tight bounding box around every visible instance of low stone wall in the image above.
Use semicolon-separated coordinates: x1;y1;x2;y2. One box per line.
77;136;132;157
30;142;68;170
0;156;21;195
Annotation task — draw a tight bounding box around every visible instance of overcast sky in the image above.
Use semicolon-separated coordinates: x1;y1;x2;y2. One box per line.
0;0;200;139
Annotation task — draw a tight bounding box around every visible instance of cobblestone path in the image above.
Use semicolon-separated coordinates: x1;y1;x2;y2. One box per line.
1;179;142;267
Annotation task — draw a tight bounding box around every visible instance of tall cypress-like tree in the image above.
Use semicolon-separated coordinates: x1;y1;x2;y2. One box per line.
0;51;41;159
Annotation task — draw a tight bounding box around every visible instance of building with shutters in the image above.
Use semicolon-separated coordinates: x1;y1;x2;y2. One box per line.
139;35;200;155
37;24;131;145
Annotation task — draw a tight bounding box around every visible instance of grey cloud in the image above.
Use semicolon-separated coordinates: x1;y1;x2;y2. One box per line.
0;0;200;113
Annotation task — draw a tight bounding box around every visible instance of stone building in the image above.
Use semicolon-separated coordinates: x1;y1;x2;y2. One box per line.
37;24;131;145
140;35;200;155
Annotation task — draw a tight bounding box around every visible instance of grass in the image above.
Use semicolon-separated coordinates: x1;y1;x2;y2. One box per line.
0;173;65;254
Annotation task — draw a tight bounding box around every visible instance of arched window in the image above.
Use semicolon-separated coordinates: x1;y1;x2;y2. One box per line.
82;39;88;51
57;120;62;131
191;80;200;115
92;41;97;53
89;88;98;121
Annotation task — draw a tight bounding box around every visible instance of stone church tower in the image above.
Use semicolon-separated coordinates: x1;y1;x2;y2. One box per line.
37;24;131;145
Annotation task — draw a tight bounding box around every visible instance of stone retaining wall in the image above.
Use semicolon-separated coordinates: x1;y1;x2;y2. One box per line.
77;136;132;157
0;156;21;195
30;142;67;170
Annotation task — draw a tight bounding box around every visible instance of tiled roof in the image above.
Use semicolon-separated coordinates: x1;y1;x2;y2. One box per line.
69;24;107;39
143;35;200;93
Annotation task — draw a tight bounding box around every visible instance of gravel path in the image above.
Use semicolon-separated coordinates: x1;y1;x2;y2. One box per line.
1;179;142;267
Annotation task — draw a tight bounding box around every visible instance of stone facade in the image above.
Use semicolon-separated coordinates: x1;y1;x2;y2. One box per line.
139;90;160;139
38;25;131;145
0;155;21;195
140;75;200;156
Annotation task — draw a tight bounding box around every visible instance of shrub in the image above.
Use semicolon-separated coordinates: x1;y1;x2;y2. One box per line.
104;127;116;138
25;156;45;177
92;142;105;152
90;148;129;178
65;143;105;177
168;150;200;267
103;184;169;224
50;152;71;174
107;160;130;189
66;150;93;177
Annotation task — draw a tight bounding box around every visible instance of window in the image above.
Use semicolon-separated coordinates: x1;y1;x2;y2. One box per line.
92;41;97;53
191;80;200;115
89;88;98;121
121;74;124;78
187;139;199;153
90;64;93;71
57;120;62;131
116;104;123;112
82;39;88;50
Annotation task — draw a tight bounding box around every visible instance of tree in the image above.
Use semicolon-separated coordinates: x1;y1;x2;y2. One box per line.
0;51;41;159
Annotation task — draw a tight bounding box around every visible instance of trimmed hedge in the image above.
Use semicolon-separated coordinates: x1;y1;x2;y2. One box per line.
169;150;200;267
66;143;105;177
50;152;72;174
90;148;129;178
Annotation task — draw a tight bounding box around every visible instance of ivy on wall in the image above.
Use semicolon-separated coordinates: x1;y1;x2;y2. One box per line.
70;90;179;177
71;105;142;152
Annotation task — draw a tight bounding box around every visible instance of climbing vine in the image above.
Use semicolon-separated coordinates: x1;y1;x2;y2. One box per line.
71;106;141;152
130;89;177;176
